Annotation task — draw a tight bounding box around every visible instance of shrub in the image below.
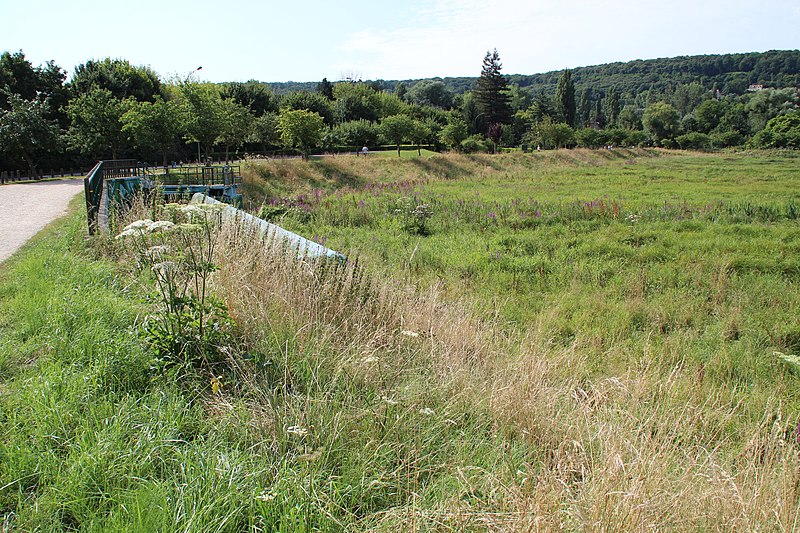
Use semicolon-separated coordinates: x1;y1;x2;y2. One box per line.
676;132;712;150
460;134;490;153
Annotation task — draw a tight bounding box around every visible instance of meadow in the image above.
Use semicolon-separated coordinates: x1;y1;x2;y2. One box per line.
1;149;799;531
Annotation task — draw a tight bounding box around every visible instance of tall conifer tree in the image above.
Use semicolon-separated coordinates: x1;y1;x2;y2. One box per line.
474;49;512;132
556;69;576;127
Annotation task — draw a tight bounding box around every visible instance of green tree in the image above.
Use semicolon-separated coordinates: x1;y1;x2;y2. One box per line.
218;98;255;162
474;49;512;131
748;110;800;148
619;104;642;130
406;80;453;109
70;58;161;102
179;82;226;161
380;114;415;157
281;91;335;125
694;99;725;133
530;118;575;149
410;119;433;156
222;81;278;116
328;119;379;148
121;96;181;165
439;116;469;151
277;108;324;159
317;78;334;100
249;112;280;152
66;88;130;159
745;88;800;132
377;91;408;119
578;87;592;128
333;82;382;123
605;87;621;127
0;93;61;176
555;69;576;127
642;102;680;144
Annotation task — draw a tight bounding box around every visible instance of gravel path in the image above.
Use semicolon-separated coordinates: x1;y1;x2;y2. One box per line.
0;179;85;263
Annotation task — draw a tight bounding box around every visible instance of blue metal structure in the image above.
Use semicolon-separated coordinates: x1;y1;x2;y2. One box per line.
84;160;242;233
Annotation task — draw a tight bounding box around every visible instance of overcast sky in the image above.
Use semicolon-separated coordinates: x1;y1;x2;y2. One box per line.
3;0;799;83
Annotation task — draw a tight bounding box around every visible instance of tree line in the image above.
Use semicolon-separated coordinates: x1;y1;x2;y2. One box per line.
1;49;799;176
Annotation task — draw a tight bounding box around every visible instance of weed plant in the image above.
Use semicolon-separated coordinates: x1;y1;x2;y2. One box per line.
2;151;800;530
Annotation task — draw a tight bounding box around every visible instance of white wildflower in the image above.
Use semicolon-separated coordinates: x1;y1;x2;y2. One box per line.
255;489;277;502
122;219;155;231
381;396;397;405
419;407;435;416
286;425;308;437
146;245;171;257
115;228;137;239
151;261;179;275
362;355;378;364
149;220;176;232
400;330;419;338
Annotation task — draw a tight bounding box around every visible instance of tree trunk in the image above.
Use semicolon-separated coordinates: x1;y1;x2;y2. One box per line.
397;143;401;157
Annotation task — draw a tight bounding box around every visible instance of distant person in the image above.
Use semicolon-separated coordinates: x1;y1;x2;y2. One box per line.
361;146;369;156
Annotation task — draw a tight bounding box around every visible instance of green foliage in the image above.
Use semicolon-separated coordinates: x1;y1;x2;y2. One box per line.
116;204;234;372
280;91;335;125
217;97;255;160
555;69;576;127
222;80;279;116
406;80;454;109
0;92;61;175
179;82;226;159
529;118;575;149
439;116;469;150
642;101;680;143
277;108;325;158
394;196;433;235
121;96;181;165
459;134;490;153
474;49;513;129
379;114;415;156
249;112;280;151
675;131;712;150
328;119;379;147
333;82;382;123
70;57;162;102
66;88;130;159
748;110;800;148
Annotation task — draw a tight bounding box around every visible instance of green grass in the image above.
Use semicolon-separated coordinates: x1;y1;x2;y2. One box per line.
3;150;800;530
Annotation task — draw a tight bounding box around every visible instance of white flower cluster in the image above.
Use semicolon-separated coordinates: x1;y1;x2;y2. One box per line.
115;219;176;239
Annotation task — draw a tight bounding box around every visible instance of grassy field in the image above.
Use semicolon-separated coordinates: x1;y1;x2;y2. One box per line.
1;149;799;530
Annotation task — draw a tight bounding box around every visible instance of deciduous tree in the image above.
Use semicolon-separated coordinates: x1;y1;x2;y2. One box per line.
0;93;61;176
277;108;324;159
66;88;130;159
642;102;680;144
121;96;181;165
380;114;415;157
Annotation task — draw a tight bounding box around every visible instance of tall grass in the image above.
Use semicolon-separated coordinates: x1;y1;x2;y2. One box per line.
2;150;800;530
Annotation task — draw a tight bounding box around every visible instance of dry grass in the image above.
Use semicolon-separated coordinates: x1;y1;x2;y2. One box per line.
200;213;800;530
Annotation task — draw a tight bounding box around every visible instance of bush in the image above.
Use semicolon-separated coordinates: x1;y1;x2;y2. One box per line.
460;134;490;153
711;130;745;148
676;132;712;150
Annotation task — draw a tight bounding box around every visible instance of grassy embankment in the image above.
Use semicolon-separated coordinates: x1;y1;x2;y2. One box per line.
1;149;799;530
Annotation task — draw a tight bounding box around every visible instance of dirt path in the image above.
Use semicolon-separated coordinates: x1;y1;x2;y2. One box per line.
0;179;85;263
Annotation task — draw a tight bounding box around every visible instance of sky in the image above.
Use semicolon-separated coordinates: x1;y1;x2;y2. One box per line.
3;0;799;84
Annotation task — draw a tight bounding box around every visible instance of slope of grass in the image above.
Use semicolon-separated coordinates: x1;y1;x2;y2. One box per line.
2;150;800;530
